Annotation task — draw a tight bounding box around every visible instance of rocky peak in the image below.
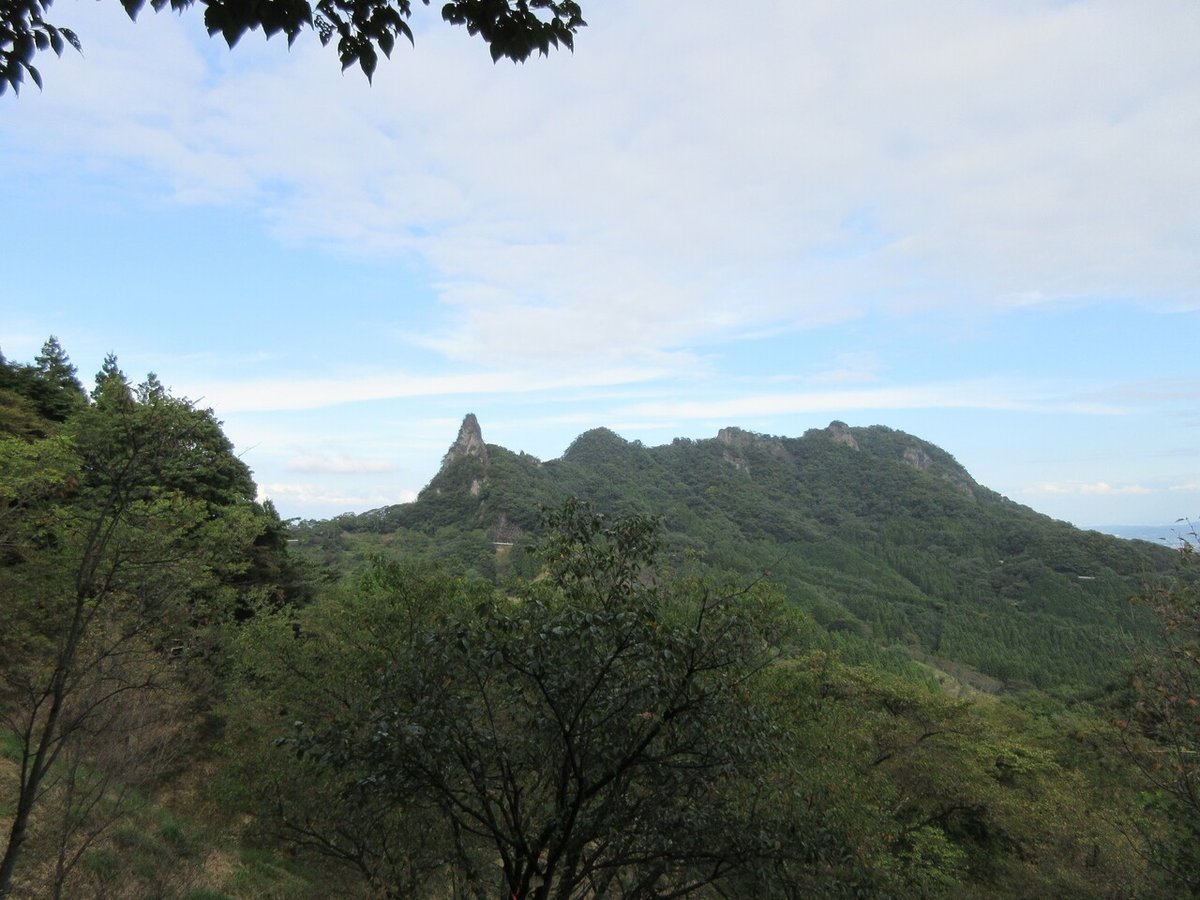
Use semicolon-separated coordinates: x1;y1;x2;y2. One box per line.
716;426;750;449
717;427;781;452
442;413;490;470
716;427;793;471
826;421;860;451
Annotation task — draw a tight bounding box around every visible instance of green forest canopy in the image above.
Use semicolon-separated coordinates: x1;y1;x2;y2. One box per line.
1;339;1197;898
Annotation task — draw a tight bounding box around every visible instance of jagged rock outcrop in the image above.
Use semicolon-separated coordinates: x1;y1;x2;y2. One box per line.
892;437;976;497
717;427;793;472
314;412;1183;699
902;445;933;472
826;420;860;450
442;413;490;470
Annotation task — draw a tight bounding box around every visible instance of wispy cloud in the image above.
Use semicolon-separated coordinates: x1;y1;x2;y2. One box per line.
622;380;1130;422
1029;481;1155;496
10;1;1199;375
258;482;415;510
809;352;884;386
180;365;668;412
6;0;1198;526
286;454;397;474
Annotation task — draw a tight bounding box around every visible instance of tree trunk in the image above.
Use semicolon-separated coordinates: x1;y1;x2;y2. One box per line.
0;789;37;898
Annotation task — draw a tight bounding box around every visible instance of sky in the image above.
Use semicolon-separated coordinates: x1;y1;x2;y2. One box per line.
2;0;1198;531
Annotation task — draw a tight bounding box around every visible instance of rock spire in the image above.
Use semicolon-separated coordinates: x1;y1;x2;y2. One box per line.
442;413;490;469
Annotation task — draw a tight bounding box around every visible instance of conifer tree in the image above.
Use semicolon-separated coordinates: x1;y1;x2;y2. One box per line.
22;337;85;423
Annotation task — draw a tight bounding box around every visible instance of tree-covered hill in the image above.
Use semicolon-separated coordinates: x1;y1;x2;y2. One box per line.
5;346;1195;898
304;414;1179;696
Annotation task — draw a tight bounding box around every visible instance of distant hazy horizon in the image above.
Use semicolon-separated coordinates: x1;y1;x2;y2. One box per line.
1088;523;1196;545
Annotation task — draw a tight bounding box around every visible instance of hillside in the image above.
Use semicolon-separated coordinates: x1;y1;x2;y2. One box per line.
297;415;1178;696
7;345;1193;899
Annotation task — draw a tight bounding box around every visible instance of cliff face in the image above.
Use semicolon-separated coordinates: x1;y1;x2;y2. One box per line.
717;426;794;473
825;421;860;451
442;413;490;470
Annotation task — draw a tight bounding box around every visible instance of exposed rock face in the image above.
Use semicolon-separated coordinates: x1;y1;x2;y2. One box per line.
826;421;860;451
716;426;752;449
442;413;490;470
902;445;933;472
722;449;752;473
896;439;976;496
716;427;793;473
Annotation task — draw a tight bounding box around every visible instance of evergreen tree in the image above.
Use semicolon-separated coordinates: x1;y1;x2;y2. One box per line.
0;378;260;897
29;337;85;421
91;353;128;403
0;350;50;440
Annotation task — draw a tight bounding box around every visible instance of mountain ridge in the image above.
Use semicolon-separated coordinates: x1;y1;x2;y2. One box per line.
307;415;1178;696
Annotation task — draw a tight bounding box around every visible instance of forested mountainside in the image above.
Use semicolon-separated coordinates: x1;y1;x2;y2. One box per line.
5;343;1199;899
305;414;1178;696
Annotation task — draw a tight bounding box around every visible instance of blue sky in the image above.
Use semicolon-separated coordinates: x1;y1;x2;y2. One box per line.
3;0;1198;529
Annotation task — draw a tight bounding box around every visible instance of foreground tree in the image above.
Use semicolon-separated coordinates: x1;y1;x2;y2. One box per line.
235;499;803;898
0;373;260;897
2;0;585;94
1118;528;1200;894
228;561;490;896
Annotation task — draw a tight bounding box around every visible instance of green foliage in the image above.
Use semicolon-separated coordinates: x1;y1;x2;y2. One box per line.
30;338;85;415
0;1;79;94
0;369;1182;897
3;0;584;94
0;355;275;896
79;847;118;881
1117;533;1200;893
0;339;85;433
308;420;1176;697
236;501;810;897
224;560;489;896
762;656;1148;897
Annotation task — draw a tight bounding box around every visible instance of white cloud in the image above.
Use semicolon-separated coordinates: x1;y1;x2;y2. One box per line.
1028;481;1155;496
11;0;1198;375
258;482;414;510
7;0;1198;526
1082;482;1153;496
622;380;1130;422
809;352;884;386
286;454;397;474
178;364;666;412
